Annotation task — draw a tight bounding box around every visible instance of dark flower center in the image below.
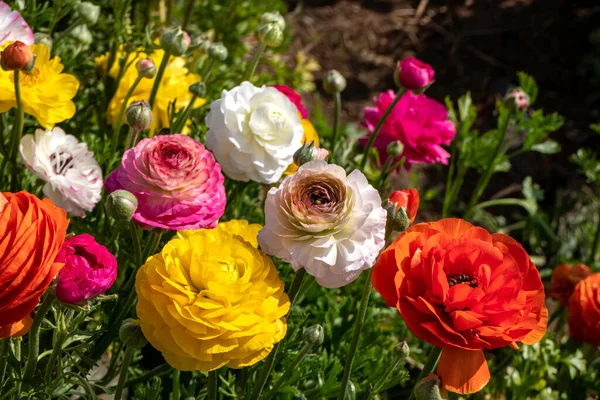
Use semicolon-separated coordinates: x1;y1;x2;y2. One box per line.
160;145;191;167
50;151;74;175
447;274;478;288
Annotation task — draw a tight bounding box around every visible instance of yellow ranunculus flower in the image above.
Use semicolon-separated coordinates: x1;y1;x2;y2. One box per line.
284;118;320;175
179;219;262;248
0;44;79;129
135;229;290;371
97;48;205;134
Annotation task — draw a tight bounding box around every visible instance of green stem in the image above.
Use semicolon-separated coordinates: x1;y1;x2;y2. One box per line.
110;75;144;155
173;369;181;400
377;156;403;191
442;142;458;218
127;128;140;150
148;53;170;110
337;270;373;400
113;346;134;400
242;42;266;82
125;363;171;387
130;221;143;268
368;348;408;399
360;88;405;171
0;339;8;390
248;268;307;400
588;202;600;265
331;91;342;161
265;343;314;399
44;331;66;384
23;294;56;386
408;346;442;400
53;17;82;46
182;0;196;30
171;95;197;134
9;70;24;191
208;369;218;400
202;59;216;82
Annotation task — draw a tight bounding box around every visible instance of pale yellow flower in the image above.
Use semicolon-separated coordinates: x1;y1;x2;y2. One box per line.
179;219;262;248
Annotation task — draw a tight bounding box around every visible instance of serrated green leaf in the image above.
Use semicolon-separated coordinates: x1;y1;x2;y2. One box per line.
531;140;561;154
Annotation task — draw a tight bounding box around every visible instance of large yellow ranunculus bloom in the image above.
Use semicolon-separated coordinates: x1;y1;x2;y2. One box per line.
97;48;205;134
0;44;79;129
136;229;290;371
284;118;320;175
179;219;262;248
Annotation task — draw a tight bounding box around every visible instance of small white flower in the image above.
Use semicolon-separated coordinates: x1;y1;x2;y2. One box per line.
258;160;387;288
0;1;34;45
20;127;103;217
205;81;304;184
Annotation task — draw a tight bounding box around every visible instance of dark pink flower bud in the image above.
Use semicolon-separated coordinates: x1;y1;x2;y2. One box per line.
55;234;118;304
504;88;529;111
395;57;435;92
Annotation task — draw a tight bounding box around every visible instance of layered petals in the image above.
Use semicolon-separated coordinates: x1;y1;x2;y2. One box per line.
567;273;600;346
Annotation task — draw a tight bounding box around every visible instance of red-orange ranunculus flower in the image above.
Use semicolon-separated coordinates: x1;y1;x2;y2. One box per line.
0;191;69;338
549;263;592;308
372;218;547;394
388;188;419;225
568;273;600;347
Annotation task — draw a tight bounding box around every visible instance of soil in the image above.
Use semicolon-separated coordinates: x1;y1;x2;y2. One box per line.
285;0;600;203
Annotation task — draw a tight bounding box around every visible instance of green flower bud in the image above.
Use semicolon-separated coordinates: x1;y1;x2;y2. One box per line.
34;33;53;51
260;11;286;30
106;190;138;221
385;201;410;235
386;141;404;158
414;374;449;400
160;26;191;56
257;22;284;48
136;58;157;79
119;318;148;349
323;70;346;94
189;82;206;98
303;324;325;346
208;42;228;61
76;2;100;26
126;100;153;131
395;341;410;358
71;24;93;45
293;141;329;167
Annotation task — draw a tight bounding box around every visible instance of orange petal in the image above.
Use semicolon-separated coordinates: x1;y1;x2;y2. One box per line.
372;241;401;307
522;304;548;345
437;347;490;394
0;314;33;338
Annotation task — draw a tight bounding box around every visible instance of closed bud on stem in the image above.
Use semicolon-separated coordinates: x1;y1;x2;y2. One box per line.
71;25;93;45
323;69;346;94
126;100;153;131
386;141;404;158
76;2;100;26
385;203;411;235
414;374;449;400
504;87;530;112
208;42;228;61
189;82;206;98
34;33;53;51
136;58;157;79
160;26;191;56
260;11;286;30
303;324;325;346
1;41;34;71
257;22;284;48
293;141;329;166
119;318;148;349
106;190;138;221
395;341;410;358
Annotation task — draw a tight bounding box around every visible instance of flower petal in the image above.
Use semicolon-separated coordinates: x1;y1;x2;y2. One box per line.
437;347;490;394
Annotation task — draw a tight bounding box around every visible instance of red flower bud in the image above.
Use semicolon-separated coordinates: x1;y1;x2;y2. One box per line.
1;41;34;71
395;57;435;92
388;188;419;225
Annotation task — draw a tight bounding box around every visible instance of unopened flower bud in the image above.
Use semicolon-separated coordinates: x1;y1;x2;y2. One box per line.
34;33;53;51
208;42;228;61
414;374;449;400
1;41;34;71
189;82;206;98
395;57;435;92
386;203;411;235
126;100;153;131
106;190;138;221
504;87;530;112
119;319;148;349
386;141;404;158
293;141;329;166
160;26;191;56
395;341;410;358
136;58;157;79
76;2;100;26
260;11;286;30
303;324;324;346
323;70;346;94
71;24;93;45
257;22;284;48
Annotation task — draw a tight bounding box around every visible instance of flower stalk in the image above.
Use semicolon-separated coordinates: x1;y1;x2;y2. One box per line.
208;369;218;400
148;53;170;110
23;293;56;386
172;369;181;400
331;91;342;161
265;340;315;399
242;42;266;82
9;70;24;191
113;345;134;400
408;346;442;400
110;74;143;155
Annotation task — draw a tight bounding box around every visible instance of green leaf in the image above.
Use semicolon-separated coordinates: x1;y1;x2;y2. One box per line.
518;71;539;104
531;140;561;154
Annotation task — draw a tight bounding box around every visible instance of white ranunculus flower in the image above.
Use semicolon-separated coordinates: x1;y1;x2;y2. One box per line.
258;160;387;288
19;127;103;217
205;81;304;184
0;1;34;45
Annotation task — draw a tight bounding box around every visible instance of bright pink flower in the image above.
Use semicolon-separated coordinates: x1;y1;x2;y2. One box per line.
360;91;456;168
55;234;118;304
396;57;435;91
105;134;226;230
273;85;308;119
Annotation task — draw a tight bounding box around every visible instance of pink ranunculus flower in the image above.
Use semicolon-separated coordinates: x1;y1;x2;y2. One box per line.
105;134;226;230
55;234;118;304
0;1;34;46
273;85;308;119
360;90;456;168
396;57;435;91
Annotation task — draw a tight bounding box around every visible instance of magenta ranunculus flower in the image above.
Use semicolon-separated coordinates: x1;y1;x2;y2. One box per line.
396;57;435;91
360;90;456;167
105;134;226;230
273;84;308;119
55;234;118;304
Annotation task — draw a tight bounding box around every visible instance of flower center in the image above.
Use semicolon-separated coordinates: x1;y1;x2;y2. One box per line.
447;274;478;288
50;151;74;175
12;67;44;86
159;145;191;168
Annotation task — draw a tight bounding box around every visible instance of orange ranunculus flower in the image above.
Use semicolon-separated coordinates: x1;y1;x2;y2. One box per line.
549;263;592;308
0;191;69;338
372;218;547;394
568;273;600;346
388;188;420;225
